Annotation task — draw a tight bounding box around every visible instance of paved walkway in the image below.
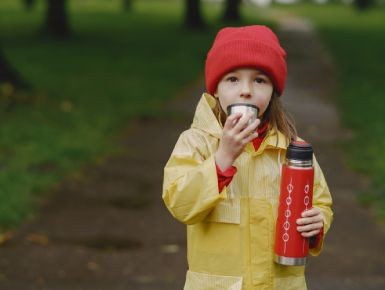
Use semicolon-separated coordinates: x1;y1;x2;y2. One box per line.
277;17;385;290
0;17;384;290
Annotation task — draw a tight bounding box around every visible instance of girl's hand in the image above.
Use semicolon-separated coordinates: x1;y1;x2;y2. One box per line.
215;112;260;171
296;208;324;238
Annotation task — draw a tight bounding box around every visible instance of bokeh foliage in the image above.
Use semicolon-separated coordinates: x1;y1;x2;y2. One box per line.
0;0;216;228
275;3;385;218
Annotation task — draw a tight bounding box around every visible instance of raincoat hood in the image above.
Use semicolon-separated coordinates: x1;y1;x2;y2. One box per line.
191;93;223;139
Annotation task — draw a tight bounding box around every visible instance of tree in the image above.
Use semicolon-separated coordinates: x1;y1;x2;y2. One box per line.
185;0;206;29
223;0;241;23
0;47;30;105
123;0;132;11
0;48;28;90
23;0;36;10
44;0;70;37
354;0;373;10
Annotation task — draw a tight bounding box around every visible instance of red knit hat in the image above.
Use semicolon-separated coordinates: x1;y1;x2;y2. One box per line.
205;25;287;96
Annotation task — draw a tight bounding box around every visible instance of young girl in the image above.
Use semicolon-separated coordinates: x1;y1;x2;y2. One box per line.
163;25;333;290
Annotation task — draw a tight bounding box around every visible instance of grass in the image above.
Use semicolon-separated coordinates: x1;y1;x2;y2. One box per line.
271;3;385;219
0;0;210;228
0;0;273;229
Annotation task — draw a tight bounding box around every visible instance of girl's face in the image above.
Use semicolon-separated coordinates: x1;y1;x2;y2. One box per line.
215;68;274;117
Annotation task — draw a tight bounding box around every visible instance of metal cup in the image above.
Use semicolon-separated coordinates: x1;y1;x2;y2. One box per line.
227;103;259;125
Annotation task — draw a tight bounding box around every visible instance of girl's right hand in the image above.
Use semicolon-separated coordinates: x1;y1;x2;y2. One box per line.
215;112;260;171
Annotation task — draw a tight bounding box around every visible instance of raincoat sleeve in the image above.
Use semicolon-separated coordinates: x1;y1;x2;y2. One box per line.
162;130;227;225
310;156;333;256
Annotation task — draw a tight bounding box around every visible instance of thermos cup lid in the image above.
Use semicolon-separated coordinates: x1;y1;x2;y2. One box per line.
286;140;313;161
227;103;259;116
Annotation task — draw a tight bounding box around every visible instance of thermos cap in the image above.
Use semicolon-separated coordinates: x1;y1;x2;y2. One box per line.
286;140;313;162
227;103;259;116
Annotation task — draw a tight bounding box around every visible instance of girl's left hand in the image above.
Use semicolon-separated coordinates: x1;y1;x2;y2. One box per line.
296;208;324;238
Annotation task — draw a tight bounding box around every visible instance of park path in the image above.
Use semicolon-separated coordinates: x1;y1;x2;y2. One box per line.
276;17;385;289
0;16;384;290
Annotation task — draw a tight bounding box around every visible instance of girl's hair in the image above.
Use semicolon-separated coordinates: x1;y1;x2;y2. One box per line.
214;91;297;142
261;91;297;141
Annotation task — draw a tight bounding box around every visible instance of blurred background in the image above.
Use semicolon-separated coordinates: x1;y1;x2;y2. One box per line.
0;0;384;289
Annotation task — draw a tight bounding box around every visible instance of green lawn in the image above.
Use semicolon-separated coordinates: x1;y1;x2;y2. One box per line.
0;0;213;228
0;0;273;229
272;3;385;219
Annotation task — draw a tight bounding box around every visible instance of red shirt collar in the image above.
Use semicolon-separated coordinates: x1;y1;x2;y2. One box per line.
252;121;269;151
257;121;269;136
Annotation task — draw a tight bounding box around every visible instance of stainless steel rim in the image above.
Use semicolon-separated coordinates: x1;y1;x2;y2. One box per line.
227;103;259;117
274;255;307;266
286;159;313;168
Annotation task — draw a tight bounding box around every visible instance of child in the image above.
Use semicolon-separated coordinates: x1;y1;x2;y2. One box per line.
162;25;333;290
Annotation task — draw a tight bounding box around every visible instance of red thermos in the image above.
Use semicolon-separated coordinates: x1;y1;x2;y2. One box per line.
274;141;314;266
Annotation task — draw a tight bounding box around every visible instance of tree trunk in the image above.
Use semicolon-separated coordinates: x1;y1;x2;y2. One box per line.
354;0;373;10
185;0;205;30
0;48;28;90
23;0;36;10
223;0;241;23
123;0;132;11
45;0;70;38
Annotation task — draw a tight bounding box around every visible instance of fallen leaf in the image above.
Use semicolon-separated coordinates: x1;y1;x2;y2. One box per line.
60;100;73;112
87;261;100;271
25;233;50;246
160;244;180;254
0;231;13;246
136;275;155;284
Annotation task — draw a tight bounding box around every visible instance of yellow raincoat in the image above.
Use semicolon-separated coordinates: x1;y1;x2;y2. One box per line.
163;93;333;290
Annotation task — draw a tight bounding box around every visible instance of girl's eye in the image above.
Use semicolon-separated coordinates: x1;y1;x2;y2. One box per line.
226;76;238;82
255;77;266;84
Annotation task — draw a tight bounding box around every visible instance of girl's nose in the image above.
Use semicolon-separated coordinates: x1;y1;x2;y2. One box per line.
240;82;252;98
